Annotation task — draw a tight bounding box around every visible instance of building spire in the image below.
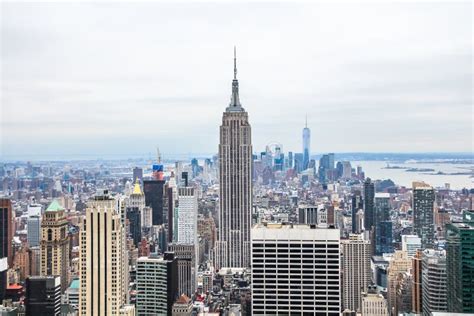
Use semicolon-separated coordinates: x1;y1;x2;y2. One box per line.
305;114;308;128
227;46;243;111
234;46;237;80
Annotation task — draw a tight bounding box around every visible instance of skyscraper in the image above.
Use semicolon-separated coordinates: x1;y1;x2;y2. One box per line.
342;234;371;312
0;199;13;267
25;276;61;316
363;178;375;232
40;200;69;292
421;249;447;315
144;179;165;226
413;182;435;248
374;193;393;255
176;187;197;245
351;191;363;234
387;250;411;315
251;223;341;315
27;215;41;247
136;253;178;316
79;190;132;316
446;210;474;313
216;48;252;269
302;116;311;170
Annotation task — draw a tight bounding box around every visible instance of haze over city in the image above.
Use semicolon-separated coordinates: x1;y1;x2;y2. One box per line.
2;2;472;160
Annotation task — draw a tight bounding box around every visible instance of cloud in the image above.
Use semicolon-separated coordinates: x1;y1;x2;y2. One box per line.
1;2;472;160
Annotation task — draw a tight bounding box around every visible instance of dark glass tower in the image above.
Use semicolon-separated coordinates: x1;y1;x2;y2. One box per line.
413;182;435;248
363;178;375;231
144;179;165;225
446;210;474;313
25;276;61;316
0;199;12;267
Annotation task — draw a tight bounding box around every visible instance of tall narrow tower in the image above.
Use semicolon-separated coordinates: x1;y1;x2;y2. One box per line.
216;48;252;269
40;200;69;292
302;115;311;170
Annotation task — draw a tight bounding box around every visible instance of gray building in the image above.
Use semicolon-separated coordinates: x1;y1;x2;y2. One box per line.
27;215;40;247
215;48;252;269
422;249;447;315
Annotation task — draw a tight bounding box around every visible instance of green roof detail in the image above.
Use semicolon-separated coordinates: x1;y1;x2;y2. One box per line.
70;279;79;289
46;199;64;212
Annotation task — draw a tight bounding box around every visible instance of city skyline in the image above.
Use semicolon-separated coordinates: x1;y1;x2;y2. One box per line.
2;2;472;160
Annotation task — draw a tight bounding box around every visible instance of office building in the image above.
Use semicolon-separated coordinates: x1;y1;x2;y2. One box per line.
422;249;447;315
387;250;411;315
351;191;363;233
251;223;341;315
374;193;393;255
412;249;423;314
40;200;70;292
65;278;79;309
133;167;143;183
216;49;252;269
318;153;334;183
395;272;412;314
0;199;13;267
172;294;193;315
0;257;7;302
27;215;41;247
144;179;165;226
168;244;196;298
25;276;61;316
446;210;474;313
177;187;197;245
342;234;371;312
298;205;317;225
79;190;130;316
361;286;389;316
27;203;42;217
126;206;141;246
413;182;435;248
136;253;178;316
302;117;311;170
401;235;421;257
363;178;375;233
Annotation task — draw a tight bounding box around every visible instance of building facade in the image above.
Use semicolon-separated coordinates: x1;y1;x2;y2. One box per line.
78;191;129;316
421;249;447;315
216;49;252;269
0;199;13;267
25;276;61;316
413;182;435;248
40;200;70;292
342;234;371;312
251;223;341;315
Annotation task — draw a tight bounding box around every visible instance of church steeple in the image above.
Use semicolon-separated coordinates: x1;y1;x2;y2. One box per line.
227;46;244;112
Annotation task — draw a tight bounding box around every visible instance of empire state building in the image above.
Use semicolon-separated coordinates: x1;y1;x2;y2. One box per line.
216;48;252;269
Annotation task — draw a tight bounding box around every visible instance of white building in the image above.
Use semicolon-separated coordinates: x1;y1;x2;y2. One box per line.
251;223;340;315
342;234;371;312
361;288;389;316
422;249;447;315
401;235;422;257
177;187;198;245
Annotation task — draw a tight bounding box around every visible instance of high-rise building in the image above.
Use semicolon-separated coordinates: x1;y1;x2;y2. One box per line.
25;276;61;316
446;210;474;313
144;179;165;226
341;161;352;179
298;205;317;225
363;179;375;233
318;153;335;183
387;250;411;315
176;187;197;245
216;48;252;269
40;200;69;292
136;253;178;316
351;191;363;234
126;206;141;246
0;257;7;302
401;235;421;257
251;223;341;315
27;215;41;247
79;190;131;316
375;193;393;255
302;116;311;170
422;249;447;315
395;272;412;315
342;234;371;312
167;244;196;298
413;182;435;248
0;199;13;267
361;286;389;316
129;179;145;230
132;167;143;183
411;249;423;314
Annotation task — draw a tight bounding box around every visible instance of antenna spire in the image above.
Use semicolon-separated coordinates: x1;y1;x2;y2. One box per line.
305;114;308;128
234;46;237;80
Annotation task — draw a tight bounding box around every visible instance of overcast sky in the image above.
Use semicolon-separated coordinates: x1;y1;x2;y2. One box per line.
1;2;472;160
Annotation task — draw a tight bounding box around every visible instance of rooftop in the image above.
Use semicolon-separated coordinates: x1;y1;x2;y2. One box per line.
46;199;64;212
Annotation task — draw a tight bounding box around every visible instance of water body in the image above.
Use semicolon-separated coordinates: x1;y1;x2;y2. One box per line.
353;160;473;190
